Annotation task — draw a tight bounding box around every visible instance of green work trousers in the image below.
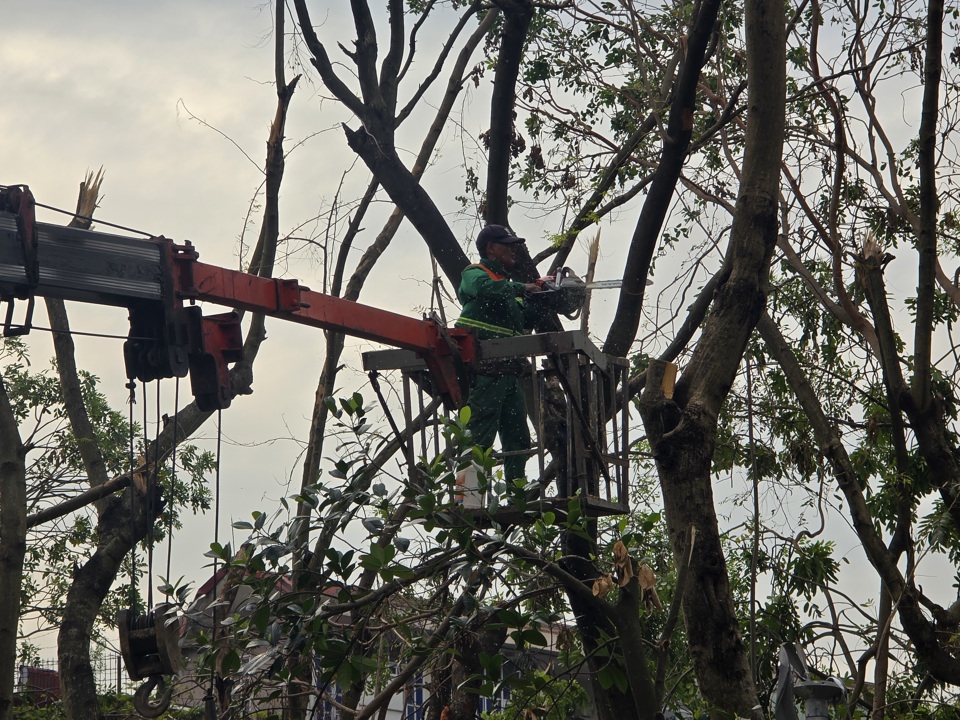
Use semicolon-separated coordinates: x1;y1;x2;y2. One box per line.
466;373;532;481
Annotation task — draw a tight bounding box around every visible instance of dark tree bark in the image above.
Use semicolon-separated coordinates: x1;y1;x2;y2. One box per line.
59;494;152;720
912;0;943;409
484;0;534;225
0;380;26;720
603;0;724;358
291;13;498;719
637;0;786;713
559;545;658;720
448;619;508;720
340;126;468;285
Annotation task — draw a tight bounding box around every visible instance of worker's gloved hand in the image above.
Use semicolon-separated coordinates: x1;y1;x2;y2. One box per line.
535;276;555;289
523;283;543;294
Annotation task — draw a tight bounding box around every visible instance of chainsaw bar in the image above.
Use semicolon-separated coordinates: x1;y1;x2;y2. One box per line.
556;278;650;290
580;279;622;290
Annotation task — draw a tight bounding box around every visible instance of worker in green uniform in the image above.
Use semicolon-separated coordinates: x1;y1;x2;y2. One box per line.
456;224;546;481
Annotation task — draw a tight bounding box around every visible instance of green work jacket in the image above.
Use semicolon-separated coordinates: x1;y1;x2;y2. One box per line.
455;258;541;340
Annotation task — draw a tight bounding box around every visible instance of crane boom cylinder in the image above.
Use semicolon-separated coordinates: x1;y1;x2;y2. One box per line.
0;215;169;307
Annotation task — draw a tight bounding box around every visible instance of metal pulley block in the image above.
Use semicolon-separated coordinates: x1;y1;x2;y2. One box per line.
118;603;183;716
119;602;183;679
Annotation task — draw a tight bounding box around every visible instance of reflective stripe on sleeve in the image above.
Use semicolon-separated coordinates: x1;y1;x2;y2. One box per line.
455;316;519;337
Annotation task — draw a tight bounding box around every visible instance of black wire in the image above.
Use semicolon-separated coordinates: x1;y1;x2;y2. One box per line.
148;382;163;611
33;200;156;237
30;325;154;342
209;408;223;706
213;409;222;576
164;376;179;601
126;380;138;609
142;381;154;612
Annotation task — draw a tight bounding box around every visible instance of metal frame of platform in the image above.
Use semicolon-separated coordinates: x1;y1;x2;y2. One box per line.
363;330;631;522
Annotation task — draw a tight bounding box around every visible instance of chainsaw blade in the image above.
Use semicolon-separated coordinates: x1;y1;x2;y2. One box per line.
557;278;625;290
582;279;623;290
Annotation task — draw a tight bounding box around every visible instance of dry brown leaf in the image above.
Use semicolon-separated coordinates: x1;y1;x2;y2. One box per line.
645;589;664;612
592;574;614;598
638;564;664;611
637;563;656;591
613;540;634;587
132;455;150;496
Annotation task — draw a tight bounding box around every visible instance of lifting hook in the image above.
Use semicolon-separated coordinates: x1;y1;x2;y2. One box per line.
133;674;174;718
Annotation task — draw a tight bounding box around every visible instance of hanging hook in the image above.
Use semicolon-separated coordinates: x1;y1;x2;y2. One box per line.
133;675;174;718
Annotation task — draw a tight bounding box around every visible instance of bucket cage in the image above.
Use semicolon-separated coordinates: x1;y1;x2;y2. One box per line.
363;330;631;524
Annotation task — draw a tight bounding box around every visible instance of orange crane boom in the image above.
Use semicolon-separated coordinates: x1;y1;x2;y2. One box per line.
0;185;474;410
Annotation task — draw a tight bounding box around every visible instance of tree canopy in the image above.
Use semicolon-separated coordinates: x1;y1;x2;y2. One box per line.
6;0;960;719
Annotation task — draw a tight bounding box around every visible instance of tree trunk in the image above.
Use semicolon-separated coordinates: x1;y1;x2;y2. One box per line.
449;621;507;720
59;496;150;720
638;0;785;712
560;537;657;720
0;379;26;720
48;173;116;720
53;68;292;716
639;384;756;715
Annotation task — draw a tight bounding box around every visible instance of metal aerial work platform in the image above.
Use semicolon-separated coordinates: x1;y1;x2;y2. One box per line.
364;330;631;522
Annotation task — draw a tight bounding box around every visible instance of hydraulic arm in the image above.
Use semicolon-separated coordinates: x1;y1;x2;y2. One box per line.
0;185;475;409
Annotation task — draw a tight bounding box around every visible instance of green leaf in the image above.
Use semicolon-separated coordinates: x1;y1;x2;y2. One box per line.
221;650;242;675
362;517;384;534
205;542;231;560
521;628;548;646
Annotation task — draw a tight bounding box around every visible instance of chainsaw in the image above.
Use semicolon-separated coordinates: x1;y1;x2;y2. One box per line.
535;267;634;319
